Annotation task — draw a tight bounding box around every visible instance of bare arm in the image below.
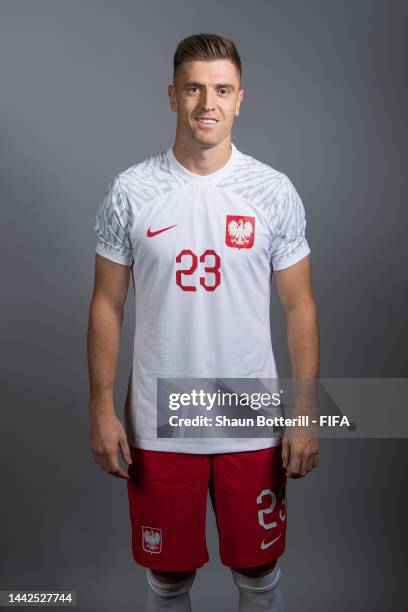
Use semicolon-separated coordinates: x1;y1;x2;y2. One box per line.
87;254;132;479
274;255;320;478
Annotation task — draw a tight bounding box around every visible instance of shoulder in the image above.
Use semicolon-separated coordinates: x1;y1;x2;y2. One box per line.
230;149;293;213
115;149;179;209
237;149;285;181
118;149;165;181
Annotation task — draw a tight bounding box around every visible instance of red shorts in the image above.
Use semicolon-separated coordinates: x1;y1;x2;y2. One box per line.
127;445;287;571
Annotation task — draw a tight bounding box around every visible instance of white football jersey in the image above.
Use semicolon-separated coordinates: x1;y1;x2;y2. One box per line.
94;142;310;453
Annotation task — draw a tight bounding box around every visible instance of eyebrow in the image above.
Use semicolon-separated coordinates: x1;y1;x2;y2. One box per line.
184;81;236;91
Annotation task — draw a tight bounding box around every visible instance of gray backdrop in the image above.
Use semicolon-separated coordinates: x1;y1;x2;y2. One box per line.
1;1;407;610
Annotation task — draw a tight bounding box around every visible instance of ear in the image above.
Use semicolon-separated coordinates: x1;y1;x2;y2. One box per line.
168;84;177;112
234;88;244;117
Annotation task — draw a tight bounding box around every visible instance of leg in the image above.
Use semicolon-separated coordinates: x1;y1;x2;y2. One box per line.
231;560;286;611
210;446;287;610
151;570;196;584
126;448;210;611
145;569;196;612
211;445;287;569
231;559;278;578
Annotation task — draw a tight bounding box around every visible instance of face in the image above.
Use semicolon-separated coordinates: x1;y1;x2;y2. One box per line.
168;59;244;148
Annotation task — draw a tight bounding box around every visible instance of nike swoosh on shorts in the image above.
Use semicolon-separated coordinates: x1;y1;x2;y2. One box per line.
260;532;283;550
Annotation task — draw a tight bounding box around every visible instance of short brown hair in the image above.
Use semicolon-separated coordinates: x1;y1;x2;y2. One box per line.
173;33;242;85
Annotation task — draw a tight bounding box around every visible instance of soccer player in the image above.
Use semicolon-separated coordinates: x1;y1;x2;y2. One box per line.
87;33;320;612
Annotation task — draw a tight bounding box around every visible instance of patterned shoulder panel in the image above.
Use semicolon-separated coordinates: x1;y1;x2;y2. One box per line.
118;150;186;214
220;152;287;222
95;150;187;264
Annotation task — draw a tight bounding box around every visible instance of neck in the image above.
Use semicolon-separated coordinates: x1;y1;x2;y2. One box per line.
172;135;232;176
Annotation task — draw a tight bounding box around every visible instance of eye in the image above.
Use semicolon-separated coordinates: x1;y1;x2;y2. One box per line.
218;88;229;95
187;86;200;93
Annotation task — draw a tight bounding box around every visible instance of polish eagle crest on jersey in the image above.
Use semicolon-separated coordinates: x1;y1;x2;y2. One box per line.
225;215;255;249
142;526;162;554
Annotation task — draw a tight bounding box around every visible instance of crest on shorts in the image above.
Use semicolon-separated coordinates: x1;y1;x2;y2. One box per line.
142;525;162;554
225;215;255;249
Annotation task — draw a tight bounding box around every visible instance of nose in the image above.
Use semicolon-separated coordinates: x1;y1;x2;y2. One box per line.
200;88;216;111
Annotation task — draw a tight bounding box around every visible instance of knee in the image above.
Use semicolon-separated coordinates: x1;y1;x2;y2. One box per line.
150;569;196;585
146;568;196;598
231;559;278;578
231;561;286;611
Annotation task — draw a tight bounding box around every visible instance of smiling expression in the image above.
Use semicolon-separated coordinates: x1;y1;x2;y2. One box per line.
168;59;244;148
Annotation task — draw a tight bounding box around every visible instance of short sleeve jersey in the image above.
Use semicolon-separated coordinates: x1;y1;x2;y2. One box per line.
94;143;310;453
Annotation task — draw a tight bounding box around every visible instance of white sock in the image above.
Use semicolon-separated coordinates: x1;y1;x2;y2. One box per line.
144;568;196;612
231;562;286;612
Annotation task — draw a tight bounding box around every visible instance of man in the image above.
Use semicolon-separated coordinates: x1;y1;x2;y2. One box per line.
87;33;319;612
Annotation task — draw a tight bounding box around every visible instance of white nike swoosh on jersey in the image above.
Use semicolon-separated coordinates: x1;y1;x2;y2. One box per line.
260;533;283;550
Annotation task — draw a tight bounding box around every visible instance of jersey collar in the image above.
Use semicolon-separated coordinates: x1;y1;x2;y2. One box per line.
165;142;239;185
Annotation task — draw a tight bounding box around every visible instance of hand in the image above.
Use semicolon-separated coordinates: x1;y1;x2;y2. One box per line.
282;426;319;478
90;410;132;479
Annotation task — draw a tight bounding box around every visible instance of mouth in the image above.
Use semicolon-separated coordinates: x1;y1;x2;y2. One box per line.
195;117;219;127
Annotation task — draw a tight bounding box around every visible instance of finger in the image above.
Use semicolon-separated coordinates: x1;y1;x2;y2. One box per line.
105;458;130;479
289;457;304;478
305;451;319;471
97;449;129;479
286;455;301;478
109;467;130;479
304;455;315;474
281;439;290;469
119;437;132;465
301;458;315;476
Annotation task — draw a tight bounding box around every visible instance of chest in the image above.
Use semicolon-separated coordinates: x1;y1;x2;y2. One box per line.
131;188;275;272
